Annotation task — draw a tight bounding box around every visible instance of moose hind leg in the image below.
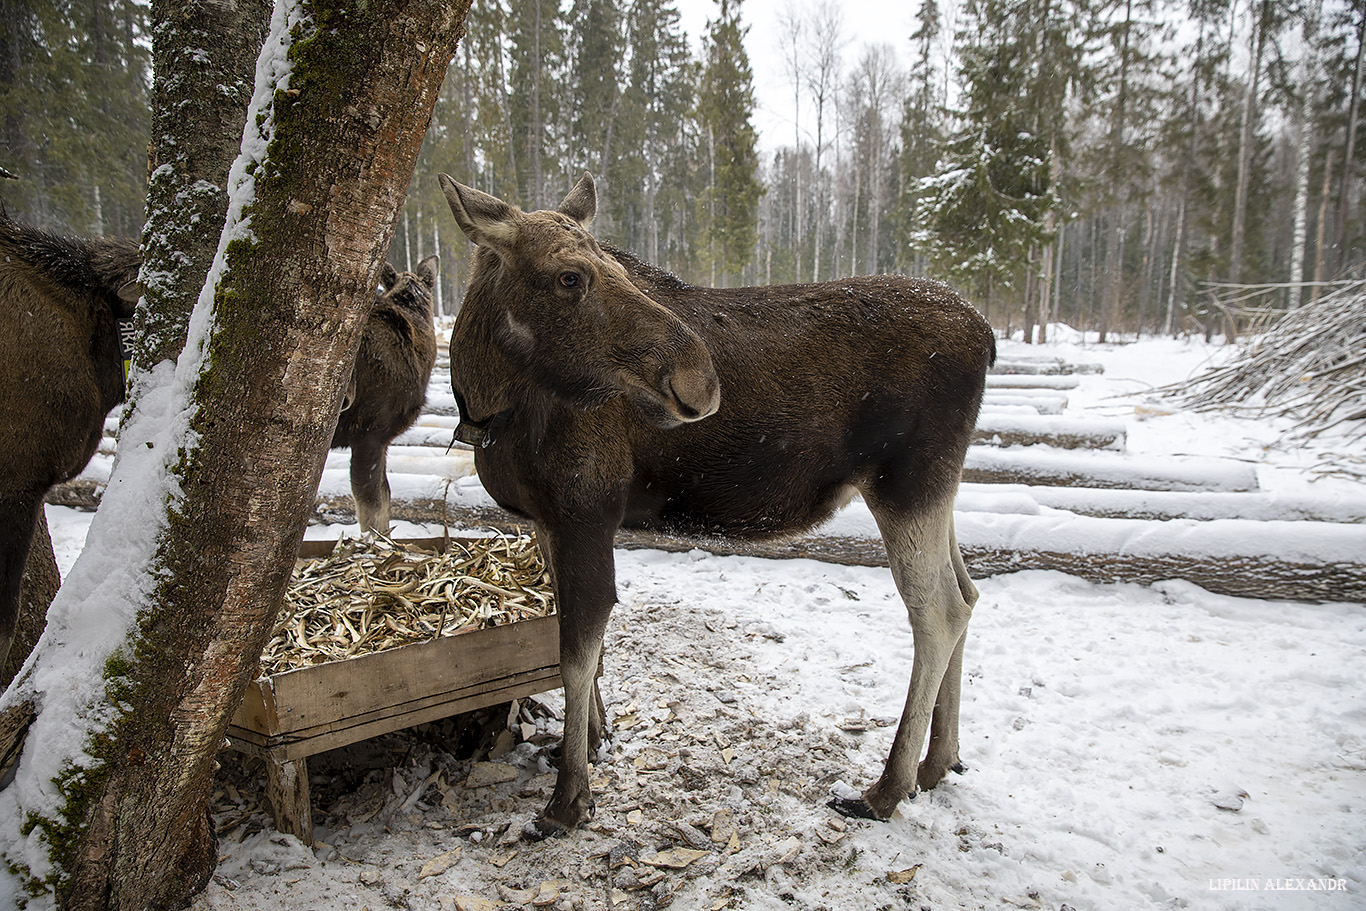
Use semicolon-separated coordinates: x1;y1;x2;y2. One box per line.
919;529;978;790
0;494;42;672
832;496;975;820
349;438;392;535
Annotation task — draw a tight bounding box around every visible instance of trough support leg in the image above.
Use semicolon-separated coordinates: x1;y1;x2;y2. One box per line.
264;754;313;846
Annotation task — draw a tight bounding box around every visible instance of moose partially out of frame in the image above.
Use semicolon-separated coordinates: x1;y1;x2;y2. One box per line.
0;217;438;674
439;171;996;839
0;217;141;675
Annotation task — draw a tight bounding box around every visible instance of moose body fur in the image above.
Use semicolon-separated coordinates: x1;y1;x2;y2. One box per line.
0;217;140;670
440;173;996;838
330;257;439;534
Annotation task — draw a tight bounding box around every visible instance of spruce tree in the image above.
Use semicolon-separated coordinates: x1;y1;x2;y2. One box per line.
507;0;567;208
0;0;150;235
914;0;1055;315
614;0;698;270
696;0;762;286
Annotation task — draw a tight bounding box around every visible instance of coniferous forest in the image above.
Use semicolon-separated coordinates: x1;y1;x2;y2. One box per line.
3;0;1363;339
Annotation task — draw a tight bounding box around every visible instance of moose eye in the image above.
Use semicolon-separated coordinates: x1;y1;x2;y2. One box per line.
558;271;580;289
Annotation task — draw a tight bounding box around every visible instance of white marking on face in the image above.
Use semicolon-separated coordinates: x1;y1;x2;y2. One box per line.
504;311;536;351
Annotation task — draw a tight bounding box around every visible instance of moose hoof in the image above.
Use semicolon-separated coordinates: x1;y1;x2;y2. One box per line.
825;796;885;821
951;761;968;775
521;816;571;842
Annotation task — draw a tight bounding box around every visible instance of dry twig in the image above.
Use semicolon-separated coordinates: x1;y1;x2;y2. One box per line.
1159;281;1366;459
258;535;555;674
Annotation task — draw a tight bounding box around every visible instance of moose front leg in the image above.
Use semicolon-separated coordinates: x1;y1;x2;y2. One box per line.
524;519;618;840
349;437;392;535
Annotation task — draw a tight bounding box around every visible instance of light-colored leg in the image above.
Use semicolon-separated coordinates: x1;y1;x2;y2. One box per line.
832;496;975;820
350;440;392;535
524;521;617;840
919;527;978;788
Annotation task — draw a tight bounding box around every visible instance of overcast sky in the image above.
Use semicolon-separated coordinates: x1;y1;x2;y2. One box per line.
671;0;924;154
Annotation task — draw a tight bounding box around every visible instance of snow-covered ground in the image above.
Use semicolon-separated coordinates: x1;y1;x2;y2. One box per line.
39;332;1366;910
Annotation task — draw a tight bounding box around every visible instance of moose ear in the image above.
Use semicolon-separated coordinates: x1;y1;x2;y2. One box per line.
379;262;399;290
415;254;440;289
558;171;596;228
438;173;518;250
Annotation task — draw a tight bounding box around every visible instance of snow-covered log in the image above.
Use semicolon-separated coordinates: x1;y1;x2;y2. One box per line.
957;483;1366;524
973;415;1125;450
963;447;1260;491
986;374;1081;390
981;392;1067;415
989;356;1103;375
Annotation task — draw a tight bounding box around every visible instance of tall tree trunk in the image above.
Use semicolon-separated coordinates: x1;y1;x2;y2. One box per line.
1229;0;1269;285
0;2;470;908
1289;0;1324;305
1166;194;1186;335
1312;148;1335;304
1101;0;1134;343
1333;5;1366;278
139;0;272;369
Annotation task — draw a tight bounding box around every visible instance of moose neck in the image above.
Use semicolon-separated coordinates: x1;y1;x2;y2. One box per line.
449;260;546;449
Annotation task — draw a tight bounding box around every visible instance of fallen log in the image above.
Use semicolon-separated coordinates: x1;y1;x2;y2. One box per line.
990;356;1104;376
973;415;1125;450
959;483;1366;524
963;447;1260;491
986;374;1081;390
981;392;1067;415
306;497;1366;603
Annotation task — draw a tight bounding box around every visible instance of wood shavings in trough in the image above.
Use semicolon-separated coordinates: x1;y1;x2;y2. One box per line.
258;535;555;674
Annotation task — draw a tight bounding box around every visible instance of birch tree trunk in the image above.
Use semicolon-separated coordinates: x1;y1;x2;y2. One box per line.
0;2;469;909
1288;0;1324;305
1333;6;1366;278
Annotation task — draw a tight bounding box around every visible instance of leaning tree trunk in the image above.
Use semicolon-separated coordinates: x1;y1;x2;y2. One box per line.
139;0;273;367
0;2;470;909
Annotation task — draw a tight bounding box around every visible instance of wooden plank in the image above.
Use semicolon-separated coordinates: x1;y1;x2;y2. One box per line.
234;669;566;761
234;614;560;736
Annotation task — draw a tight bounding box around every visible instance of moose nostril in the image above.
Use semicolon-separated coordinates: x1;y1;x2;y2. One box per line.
669;369;721;421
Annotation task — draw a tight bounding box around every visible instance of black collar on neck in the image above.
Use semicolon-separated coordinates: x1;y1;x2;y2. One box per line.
451;387;512;450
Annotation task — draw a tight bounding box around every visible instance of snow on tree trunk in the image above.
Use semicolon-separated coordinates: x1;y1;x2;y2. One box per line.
0;1;469;908
138;0;273;369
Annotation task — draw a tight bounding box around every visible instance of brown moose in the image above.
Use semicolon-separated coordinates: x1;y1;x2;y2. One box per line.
330;256;439;534
439;172;996;839
0;217;141;672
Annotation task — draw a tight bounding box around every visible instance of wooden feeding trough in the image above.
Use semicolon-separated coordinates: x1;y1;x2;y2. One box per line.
225;535;574;845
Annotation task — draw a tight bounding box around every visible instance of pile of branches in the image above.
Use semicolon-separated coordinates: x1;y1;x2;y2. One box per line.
1164;281;1366;462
